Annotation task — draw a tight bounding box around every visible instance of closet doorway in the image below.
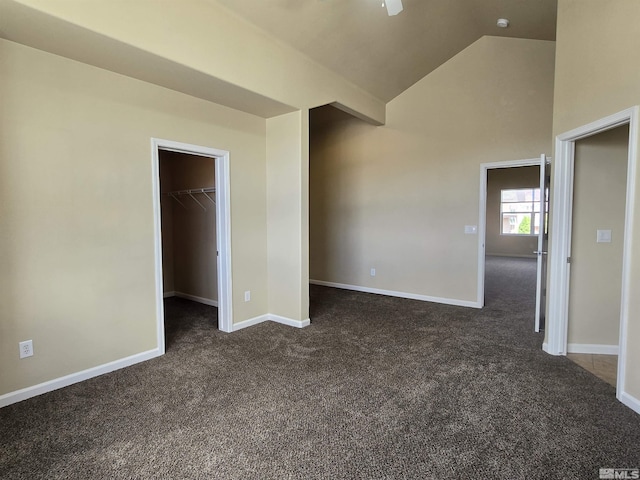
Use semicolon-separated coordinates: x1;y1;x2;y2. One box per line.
565;124;629;389
152;139;232;355
547;107;638;410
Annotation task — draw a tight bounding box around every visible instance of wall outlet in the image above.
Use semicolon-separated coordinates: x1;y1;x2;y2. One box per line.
19;340;33;359
244;290;251;302
370;268;376;277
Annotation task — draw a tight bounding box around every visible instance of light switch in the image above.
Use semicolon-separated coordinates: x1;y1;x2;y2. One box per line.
597;229;612;243
464;225;477;235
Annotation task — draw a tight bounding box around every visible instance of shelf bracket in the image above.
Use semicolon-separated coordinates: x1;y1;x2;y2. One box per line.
202;190;216;206
188;193;207;211
169;193;187;209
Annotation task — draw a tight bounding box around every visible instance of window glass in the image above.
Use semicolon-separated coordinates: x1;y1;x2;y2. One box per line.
500;188;541;235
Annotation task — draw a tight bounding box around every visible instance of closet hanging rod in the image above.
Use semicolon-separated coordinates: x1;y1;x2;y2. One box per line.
163;187;216;196
164;187;216;211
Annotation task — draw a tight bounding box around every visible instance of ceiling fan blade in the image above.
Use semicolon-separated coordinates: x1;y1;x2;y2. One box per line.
385;0;403;16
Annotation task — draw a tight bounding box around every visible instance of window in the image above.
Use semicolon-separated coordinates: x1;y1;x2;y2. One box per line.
500;188;540;235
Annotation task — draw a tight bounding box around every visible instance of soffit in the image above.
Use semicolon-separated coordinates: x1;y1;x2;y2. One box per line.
0;0;297;118
209;0;557;102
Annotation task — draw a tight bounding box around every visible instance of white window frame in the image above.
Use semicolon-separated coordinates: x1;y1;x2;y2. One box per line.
499;187;540;236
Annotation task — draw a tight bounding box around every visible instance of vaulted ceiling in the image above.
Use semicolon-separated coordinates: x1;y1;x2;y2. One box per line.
209;0;557;102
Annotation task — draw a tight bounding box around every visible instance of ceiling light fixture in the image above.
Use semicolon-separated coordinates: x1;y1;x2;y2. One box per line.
385;0;403;16
497;18;510;28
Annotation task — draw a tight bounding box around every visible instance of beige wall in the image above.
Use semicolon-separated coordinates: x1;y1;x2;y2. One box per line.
568;126;628;347
310;36;555;303
1;0;380;399
266;111;310;321
160;152;217;301
0;39;268;395
552;0;640;402
6;0;385;124
486;166;540;257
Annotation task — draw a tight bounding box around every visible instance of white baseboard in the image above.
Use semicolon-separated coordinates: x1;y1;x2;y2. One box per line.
232;314;270;331
309;279;480;309
619;391;640;415
542;342;551;354
231;313;310;332
0;348;162;408
165;291;218;307
0;308;306;407
567;343;619;355
269;314;310;328
486;253;537;259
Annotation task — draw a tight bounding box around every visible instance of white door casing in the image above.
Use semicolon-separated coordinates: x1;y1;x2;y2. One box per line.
534;154;550;333
151;138;233;351
545;106;638;411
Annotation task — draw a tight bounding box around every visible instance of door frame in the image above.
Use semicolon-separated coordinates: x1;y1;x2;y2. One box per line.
546;106;638;408
477;158;544;308
151;138;234;352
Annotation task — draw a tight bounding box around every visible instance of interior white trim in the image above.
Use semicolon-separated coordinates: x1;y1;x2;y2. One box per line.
619;391;640;415
269;314;311;329
215;149;233;333
163;291;176;298
151;138;233;339
546;106;638;411
478;158;546;309
231;313;310;332
150;143;166;354
0;349;162;408
232;314;270;331
534;154;548;333
310;279;480;308
567;343;619;355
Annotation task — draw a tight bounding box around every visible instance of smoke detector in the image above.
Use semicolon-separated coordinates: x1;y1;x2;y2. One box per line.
497;18;510;28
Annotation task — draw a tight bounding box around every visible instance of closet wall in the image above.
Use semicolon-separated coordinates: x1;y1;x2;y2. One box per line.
567;125;628;349
160;151;218;304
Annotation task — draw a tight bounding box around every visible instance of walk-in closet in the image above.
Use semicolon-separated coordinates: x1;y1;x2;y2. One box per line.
159;151;218;310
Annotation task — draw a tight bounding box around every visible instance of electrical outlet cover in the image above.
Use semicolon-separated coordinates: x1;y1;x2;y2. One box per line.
19;340;33;359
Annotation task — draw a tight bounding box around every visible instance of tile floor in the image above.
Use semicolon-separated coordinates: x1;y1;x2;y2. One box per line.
567;353;618;388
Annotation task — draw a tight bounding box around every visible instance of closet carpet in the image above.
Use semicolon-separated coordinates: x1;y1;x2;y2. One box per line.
1;256;639;479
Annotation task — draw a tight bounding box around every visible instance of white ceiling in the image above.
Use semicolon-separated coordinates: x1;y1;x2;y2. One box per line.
209;0;557;102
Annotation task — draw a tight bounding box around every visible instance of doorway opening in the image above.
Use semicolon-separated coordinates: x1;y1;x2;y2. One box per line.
547;106;638;411
151;139;233;355
482;164;540;323
478;157;549;333
565;125;629;389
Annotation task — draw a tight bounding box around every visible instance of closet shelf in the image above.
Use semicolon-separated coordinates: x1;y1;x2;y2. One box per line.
164;187;216;210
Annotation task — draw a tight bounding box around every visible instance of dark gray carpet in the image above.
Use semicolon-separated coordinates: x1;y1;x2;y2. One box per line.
1;256;639;479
